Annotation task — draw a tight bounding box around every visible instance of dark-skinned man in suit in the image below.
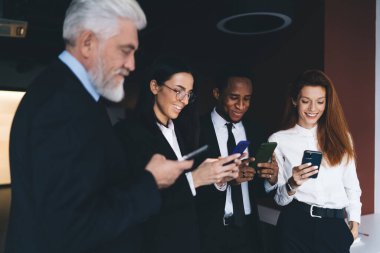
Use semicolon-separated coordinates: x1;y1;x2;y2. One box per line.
196;70;279;253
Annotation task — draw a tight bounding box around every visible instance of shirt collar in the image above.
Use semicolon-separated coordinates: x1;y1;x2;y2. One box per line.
58;50;100;102
211;107;244;130
294;124;318;137
157;119;175;133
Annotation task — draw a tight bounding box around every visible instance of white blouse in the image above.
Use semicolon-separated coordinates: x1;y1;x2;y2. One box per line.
268;124;362;223
157;120;196;196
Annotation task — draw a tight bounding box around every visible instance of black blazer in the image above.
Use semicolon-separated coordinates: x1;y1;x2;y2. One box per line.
5;60;161;253
114;117;201;253
196;112;269;252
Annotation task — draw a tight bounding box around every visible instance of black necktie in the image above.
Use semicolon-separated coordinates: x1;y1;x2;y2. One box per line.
226;123;245;227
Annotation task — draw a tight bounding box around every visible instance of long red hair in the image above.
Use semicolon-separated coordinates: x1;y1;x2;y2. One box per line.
281;69;355;166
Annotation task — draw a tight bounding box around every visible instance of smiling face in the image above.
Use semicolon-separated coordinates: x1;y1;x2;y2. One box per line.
214;76;252;123
295;85;326;129
151;72;194;125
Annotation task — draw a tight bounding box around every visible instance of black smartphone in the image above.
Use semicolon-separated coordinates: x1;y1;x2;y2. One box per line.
252;142;277;170
301;150;322;178
178;145;209;161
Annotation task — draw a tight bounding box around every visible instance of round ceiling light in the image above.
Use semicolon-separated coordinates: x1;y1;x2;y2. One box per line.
217;12;292;35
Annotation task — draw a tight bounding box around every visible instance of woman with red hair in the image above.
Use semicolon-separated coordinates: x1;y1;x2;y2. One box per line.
269;69;361;253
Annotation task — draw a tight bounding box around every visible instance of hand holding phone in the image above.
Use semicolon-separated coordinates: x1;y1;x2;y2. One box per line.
252;142;277;170
234;157;256;184
301;150;322;178
223;141;250;166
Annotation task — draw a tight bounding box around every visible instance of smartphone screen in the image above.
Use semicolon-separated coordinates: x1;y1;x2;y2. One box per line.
231;140;250;155
223;140;250;166
301;150;322;178
252;142;277;169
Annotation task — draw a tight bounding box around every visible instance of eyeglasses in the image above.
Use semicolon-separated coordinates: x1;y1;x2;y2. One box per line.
161;83;196;103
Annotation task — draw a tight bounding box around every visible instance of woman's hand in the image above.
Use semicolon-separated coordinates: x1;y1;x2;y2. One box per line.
286;163;318;195
291;162;318;186
192;154;241;188
349;221;359;239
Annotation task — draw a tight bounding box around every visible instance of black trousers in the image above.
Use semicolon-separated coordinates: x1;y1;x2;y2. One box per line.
201;214;260;253
277;201;354;253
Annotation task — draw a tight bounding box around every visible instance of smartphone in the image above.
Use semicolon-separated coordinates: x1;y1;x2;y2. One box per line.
301;150;322;178
231;140;250;155
178;145;209;161
252;142;278;170
223;140;250;165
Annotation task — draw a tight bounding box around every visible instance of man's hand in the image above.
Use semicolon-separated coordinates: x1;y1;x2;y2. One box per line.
231;158;255;184
145;154;193;189
256;154;279;185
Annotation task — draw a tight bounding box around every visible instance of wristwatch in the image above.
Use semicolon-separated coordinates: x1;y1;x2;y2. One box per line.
286;179;297;193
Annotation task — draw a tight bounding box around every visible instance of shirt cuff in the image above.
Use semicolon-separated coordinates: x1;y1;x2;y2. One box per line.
264;180;277;193
186;172;196;196
346;205;362;224
274;184;294;206
214;182;227;191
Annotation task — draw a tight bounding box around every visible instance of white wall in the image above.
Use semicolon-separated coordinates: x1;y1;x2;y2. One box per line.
375;0;380;213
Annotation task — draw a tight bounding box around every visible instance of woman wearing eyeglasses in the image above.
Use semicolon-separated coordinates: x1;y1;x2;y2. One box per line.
114;57;240;253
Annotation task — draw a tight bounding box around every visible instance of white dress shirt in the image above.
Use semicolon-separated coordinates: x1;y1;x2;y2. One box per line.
268;124;362;223
211;109;251;216
157;120;196;196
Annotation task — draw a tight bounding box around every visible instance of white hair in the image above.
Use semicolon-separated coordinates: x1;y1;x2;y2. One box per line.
63;0;146;46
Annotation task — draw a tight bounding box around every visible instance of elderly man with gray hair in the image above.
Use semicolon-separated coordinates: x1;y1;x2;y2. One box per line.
5;1;193;253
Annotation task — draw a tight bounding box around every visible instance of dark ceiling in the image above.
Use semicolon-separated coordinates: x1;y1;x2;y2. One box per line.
0;0;324;131
0;0;323;73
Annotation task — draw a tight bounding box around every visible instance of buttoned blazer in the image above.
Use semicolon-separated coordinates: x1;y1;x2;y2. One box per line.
6;60;160;253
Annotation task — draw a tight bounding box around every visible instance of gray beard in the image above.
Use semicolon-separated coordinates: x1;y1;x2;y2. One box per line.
88;55;125;102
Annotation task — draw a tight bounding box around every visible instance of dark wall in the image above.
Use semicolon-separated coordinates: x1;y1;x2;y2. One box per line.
251;1;324;133
123;1;325;136
325;0;375;215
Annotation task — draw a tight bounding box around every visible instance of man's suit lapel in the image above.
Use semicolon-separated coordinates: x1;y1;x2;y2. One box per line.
241;119;267;221
242;120;256;157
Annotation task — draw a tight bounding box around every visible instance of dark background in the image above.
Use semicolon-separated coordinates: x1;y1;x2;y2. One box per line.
0;0;324;133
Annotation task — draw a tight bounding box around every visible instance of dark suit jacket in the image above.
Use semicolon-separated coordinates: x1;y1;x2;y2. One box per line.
5;60;161;253
114;117;201;253
196;112;269;253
